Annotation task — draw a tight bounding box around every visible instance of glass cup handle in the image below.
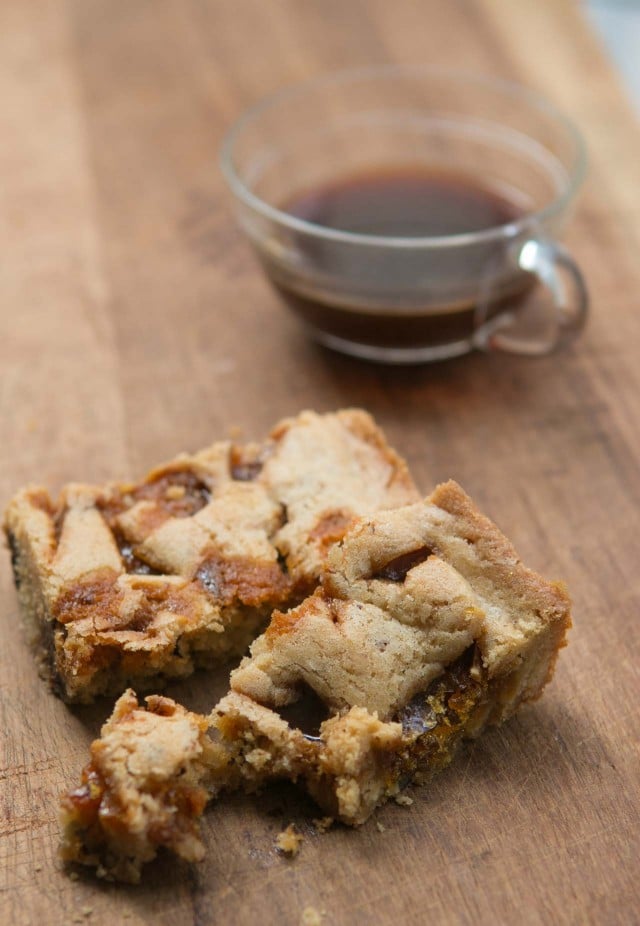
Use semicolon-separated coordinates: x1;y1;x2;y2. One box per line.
473;239;589;356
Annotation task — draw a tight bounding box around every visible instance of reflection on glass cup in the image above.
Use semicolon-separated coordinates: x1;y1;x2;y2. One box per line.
221;66;588;364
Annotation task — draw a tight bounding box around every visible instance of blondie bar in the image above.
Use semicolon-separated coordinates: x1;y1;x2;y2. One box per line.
60;481;571;881
4;410;417;702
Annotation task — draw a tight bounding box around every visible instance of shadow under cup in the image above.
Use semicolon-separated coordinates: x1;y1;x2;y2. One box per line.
221;68;587;363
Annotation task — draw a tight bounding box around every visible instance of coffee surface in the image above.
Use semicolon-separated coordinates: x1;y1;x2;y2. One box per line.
282;167;522;238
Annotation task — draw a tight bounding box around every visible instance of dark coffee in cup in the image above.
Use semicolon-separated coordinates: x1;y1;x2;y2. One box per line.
265;166;531;351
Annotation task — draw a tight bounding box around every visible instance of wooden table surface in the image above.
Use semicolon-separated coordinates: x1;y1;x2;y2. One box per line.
1;1;639;924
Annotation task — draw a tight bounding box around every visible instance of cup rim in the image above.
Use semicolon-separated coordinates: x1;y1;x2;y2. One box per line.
219;64;587;250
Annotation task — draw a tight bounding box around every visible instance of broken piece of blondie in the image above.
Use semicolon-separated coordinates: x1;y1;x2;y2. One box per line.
4;410;417;702
60;481;571;881
59;690;217;883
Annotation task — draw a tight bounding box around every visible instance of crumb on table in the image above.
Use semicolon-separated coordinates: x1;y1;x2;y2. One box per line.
300;906;324;925
376;821;386;832
395;794;414;807
312;816;334;833
276;823;303;857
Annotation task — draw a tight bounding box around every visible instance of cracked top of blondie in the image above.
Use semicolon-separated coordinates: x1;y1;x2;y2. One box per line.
231;479;571;724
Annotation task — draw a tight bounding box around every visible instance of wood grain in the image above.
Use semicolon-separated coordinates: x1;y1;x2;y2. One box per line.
1;1;638;924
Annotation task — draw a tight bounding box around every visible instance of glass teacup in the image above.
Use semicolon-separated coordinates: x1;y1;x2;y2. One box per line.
221;66;587;364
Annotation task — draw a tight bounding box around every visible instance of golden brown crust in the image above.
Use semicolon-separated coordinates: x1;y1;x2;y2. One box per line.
5;410;418;702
